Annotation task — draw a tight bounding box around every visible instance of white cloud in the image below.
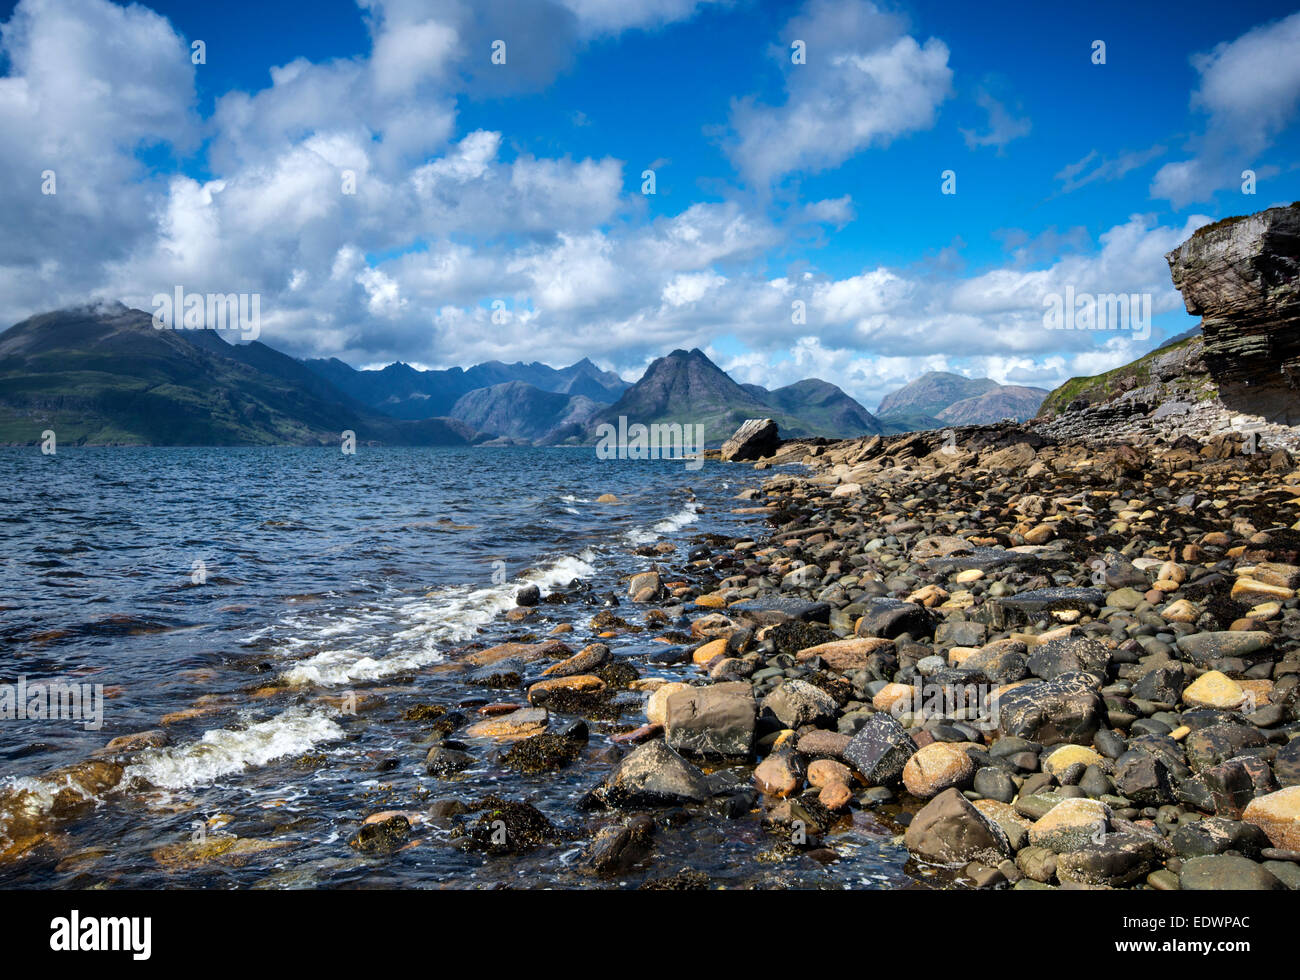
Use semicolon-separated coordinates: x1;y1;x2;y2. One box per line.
1151;11;1300;206
727;0;952;184
960;88;1031;152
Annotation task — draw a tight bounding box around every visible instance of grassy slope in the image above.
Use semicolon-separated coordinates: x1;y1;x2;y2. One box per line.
1036;336;1206;418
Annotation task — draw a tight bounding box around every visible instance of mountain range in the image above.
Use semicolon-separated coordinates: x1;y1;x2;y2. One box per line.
0;306;1055;447
0;306;475;446
874;371;1048;431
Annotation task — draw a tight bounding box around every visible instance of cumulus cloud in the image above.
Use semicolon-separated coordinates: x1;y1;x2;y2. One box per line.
726;0;953;185
1151;11;1300;206
0;0;1218;408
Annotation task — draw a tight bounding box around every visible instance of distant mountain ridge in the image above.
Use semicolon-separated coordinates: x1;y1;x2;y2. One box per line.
0;306;476;446
585;348;883;446
302;354;629;420
876;371;1047;431
0;307;884;447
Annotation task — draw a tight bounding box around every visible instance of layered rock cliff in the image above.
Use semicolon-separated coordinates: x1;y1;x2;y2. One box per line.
1166;203;1300;423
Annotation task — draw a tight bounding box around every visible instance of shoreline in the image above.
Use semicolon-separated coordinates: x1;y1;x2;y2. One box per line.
3;431;1299;889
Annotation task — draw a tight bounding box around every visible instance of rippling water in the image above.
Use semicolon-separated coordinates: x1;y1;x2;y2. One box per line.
0;446;918;889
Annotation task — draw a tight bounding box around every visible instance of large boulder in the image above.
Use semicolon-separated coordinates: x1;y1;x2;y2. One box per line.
904;788;1012;866
664;682;756;758
721;418;780;461
993;672;1105;746
843;712;918;786
586;739;712;809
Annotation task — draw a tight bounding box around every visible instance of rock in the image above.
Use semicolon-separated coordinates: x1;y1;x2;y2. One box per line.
1026;632;1111;681
1016;846;1058;883
542;643;612;677
588;740;712;809
585;815;655;874
425;746;476;776
352;815;410;853
808;759;852;788
795;730;852;759
501;732;585;773
761;679;837;729
646;682;690;726
754;751;805;797
1182;670;1248;709
973;767;1017;803
1166;203;1300;423
1178;631;1274;665
1171;816;1271;858
467;797;558;853
981;442;1037;472
691;637;729;666
842;712;919;786
721;418;780;461
465;707;549;740
1134;664;1187;704
727;596;831;626
1056;834;1168;888
902;742;974;799
1042;745;1105;777
1243;786;1300;851
1179;854;1285;890
526;674;606;707
818;781;853;810
795;636;895;672
516;583;541;607
1029;798;1111;852
855;598;935;639
665;681;756;757
1113;752;1176;806
994;672;1105;746
464;638;571;667
1185;723;1267;774
99;730;168;755
904;787;1012;866
935;620;987;648
1275;739;1300;787
628;570;661;599
1204;755;1277;818
987;588;1105;628
467;658;526;688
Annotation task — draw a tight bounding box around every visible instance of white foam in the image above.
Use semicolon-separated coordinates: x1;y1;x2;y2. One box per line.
122;706;345;790
277;550;596;688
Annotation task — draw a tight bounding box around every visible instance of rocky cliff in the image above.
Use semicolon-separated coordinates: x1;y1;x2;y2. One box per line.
1166;203;1300;423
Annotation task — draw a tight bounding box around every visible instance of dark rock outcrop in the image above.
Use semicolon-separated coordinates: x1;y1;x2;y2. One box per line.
1166;203;1300;423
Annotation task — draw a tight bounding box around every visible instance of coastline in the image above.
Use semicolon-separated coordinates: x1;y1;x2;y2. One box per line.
3;429;1299;890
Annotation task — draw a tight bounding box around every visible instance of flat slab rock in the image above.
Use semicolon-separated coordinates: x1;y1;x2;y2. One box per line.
727;596;831;625
925;548;1054;574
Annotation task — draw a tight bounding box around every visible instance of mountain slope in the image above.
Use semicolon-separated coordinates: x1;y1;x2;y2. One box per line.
876;372;1000;418
936;385;1049;425
761;379;884;436
450;381;600;443
0;306;476;446
585;349;881;446
302;354;629;420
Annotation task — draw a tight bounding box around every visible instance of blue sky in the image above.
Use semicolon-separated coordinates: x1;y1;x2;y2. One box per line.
2;0;1298;409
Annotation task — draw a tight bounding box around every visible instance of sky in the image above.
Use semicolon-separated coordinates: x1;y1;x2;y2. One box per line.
2;0;1299;411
